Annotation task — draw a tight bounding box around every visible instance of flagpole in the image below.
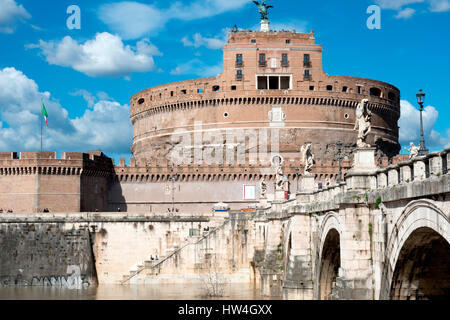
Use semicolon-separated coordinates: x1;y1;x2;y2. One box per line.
40;99;43;153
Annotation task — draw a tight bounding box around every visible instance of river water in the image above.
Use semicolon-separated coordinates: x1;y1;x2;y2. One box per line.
0;283;275;300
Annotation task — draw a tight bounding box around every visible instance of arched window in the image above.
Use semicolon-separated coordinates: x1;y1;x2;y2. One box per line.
388;91;396;101
212;85;220;92
370;87;382;97
138;98;145;105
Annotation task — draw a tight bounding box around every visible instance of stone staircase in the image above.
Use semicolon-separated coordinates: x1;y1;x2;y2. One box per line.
121;218;229;285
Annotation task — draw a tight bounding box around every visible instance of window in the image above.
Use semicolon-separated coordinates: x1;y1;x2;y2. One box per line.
304;54;311;67
138;98;145;105
309;86;315;91
269;76;279;89
197;88;203;93
236;70;243;80
370;87;382;97
280;76;290;90
388;91;396;101
282;54;289;67
231;85;237;91
257;76;268;89
304;69;312;80
236;54;243;67
181;89;187;95
257;75;291;90
251;39;256;44
259;53;266;67
170;91;174;97
357;86;362;94
286;39;291;44
223;112;229;118
326;85;333;91
243;185;256;200
212;85;220;92
342;86;348;93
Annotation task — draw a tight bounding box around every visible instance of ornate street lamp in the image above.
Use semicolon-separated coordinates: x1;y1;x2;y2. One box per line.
416;89;429;156
336;140;343;183
168;164;179;213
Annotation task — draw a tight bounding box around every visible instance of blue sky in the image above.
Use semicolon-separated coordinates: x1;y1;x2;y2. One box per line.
0;0;449;162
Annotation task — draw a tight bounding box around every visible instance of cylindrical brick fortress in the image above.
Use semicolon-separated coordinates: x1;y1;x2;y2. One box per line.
130;30;400;165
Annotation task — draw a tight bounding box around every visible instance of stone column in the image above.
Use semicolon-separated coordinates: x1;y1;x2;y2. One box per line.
283;214;314;300
333;205;375;300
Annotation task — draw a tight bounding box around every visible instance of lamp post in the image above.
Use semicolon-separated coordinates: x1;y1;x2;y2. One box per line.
336;140;343;183
416;89;429;156
168;164;179;213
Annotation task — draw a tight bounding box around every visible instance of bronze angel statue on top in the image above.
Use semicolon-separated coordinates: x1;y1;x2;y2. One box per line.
253;0;273;21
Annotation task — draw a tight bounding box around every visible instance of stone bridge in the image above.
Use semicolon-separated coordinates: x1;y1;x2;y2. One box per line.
254;147;449;300
0;148;448;300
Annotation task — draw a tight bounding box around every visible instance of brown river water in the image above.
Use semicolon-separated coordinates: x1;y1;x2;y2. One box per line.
0;283;277;300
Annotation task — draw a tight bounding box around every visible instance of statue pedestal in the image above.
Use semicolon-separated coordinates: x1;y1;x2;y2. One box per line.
260;20;270;32
346;148;378;191
353;148;377;170
301;175;315;192
275;189;285;201
259;198;269;208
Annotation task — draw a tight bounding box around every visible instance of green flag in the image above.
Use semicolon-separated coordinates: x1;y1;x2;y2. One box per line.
42;103;48;127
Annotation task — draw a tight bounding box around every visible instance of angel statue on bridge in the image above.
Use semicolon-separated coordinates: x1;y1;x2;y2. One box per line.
253;0;273;21
404;142;420;160
354;98;372;148
301;143;315;176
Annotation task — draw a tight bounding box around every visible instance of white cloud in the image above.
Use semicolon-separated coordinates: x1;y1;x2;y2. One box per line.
429;0;450;11
395;7;416;18
170;60;222;77
30;33;161;78
99;0;250;40
374;0;450;16
182;29;229;50
0;0;30;33
0;67;132;155
399;100;450;149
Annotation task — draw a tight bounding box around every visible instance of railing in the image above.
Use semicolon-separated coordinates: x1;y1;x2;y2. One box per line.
235;61;244;68
303;61;312;68
281;61;289;67
304;75;312;81
236;74;243;81
259;61;267;67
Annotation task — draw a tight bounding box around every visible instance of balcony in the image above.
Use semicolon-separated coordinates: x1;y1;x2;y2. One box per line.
304;74;312;81
303;61;312;68
281;61;289;67
236;74;243;81
259;61;267;67
235;61;244;68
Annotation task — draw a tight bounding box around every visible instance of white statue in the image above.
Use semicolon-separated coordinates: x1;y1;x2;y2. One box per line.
270;155;284;190
354;99;372;148
300;143;315;175
404;142;419;160
260;177;267;199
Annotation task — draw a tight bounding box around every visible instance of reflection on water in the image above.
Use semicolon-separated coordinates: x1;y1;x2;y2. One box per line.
0;283;276;300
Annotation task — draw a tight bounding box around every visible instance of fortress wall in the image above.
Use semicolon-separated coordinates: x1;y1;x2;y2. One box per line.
0;175;36;213
0;222;96;287
0;213;252;286
38;174;80;212
107;180;262;214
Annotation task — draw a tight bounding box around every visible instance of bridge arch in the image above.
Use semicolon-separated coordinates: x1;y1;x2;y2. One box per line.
381;199;450;300
317;213;342;300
